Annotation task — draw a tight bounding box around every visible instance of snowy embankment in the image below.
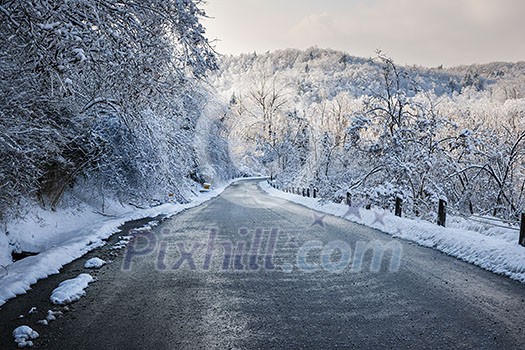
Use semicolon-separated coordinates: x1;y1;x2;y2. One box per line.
0;178;253;306
260;181;525;283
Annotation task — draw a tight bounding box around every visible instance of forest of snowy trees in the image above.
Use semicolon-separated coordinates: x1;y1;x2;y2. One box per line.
211;48;525;221
0;0;236;222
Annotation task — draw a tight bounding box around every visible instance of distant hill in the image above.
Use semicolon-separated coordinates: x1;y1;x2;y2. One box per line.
211;47;525;102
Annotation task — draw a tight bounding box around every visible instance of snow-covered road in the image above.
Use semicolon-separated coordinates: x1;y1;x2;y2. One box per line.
1;180;524;349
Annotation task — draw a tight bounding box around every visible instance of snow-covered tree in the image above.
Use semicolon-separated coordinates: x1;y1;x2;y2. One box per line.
0;0;233;221
210;48;525;221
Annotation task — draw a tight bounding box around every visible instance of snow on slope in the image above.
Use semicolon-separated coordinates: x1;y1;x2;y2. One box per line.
0;179;246;306
260;181;525;283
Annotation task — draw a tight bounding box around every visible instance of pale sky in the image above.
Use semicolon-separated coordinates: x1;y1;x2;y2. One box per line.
202;0;525;67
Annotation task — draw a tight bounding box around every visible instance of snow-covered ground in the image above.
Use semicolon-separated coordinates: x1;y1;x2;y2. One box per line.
0;178;257;306
260;181;525;283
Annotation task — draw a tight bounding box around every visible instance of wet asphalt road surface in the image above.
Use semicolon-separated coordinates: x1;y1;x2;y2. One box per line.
1;180;525;349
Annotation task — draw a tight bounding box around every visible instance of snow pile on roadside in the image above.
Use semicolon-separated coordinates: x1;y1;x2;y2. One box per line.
50;273;94;305
37;310;62;326
0;179;241;306
13;325;39;348
260;181;525;283
84;257;106;269
111;235;134;250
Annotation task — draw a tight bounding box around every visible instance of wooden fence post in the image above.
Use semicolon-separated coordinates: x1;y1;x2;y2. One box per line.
346;192;351;206
313;188;317;198
307;188;310;197
395;197;402;217
519;213;525;247
302;188;306;197
438;199;447;227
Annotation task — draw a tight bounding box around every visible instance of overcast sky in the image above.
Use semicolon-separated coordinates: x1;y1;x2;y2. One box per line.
202;0;525;67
